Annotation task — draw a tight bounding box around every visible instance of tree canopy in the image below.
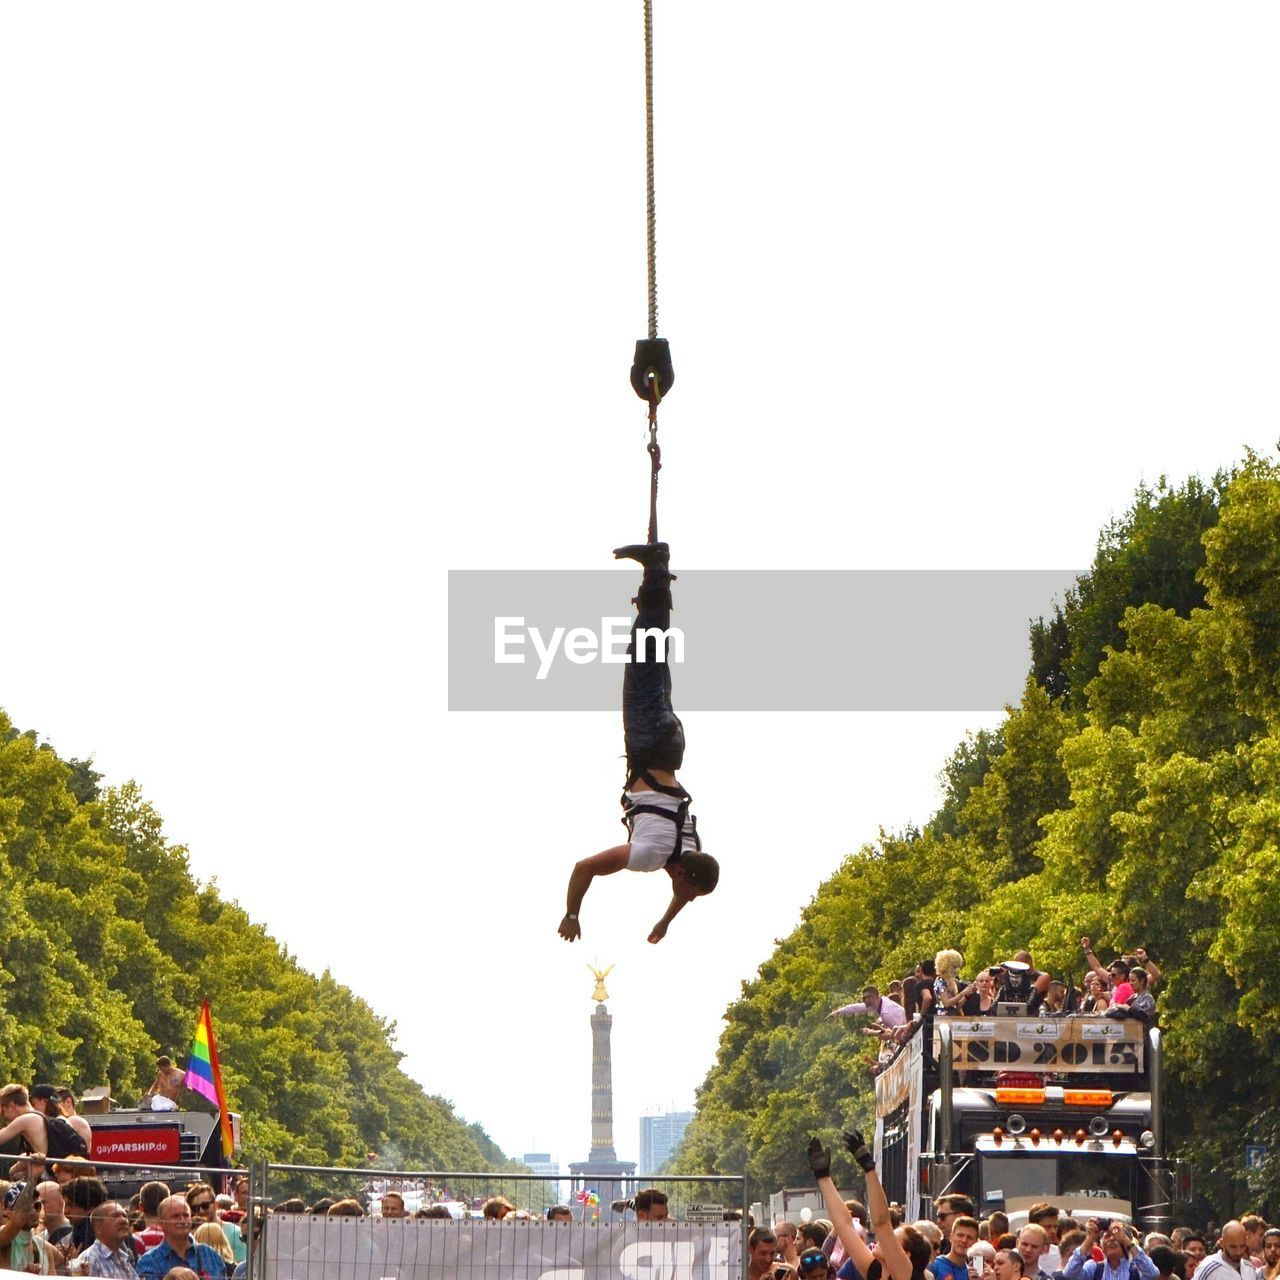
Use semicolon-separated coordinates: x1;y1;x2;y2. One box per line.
0;731;514;1173
672;457;1280;1220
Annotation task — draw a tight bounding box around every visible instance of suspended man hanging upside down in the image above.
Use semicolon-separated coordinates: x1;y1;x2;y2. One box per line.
558;542;720;944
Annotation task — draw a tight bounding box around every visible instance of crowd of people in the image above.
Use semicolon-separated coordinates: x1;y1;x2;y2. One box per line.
744;1130;1278;1280
828;939;1161;1069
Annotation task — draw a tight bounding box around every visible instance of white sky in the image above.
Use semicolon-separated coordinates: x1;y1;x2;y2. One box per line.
3;3;1279;1180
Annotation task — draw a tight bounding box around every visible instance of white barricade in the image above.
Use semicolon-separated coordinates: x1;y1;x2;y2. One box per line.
264;1215;742;1280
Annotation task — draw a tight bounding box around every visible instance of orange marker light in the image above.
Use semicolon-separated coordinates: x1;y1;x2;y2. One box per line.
1063;1089;1114;1107
996;1088;1046;1106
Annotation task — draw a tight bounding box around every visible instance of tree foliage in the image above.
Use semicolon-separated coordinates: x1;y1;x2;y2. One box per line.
672;457;1280;1219
0;725;515;1173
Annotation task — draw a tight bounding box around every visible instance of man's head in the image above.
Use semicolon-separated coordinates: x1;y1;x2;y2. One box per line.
2;1183;39;1232
233;1177;250;1211
1029;1205;1060;1242
0;1082;31;1119
1261;1229;1280;1267
748;1227;778;1274
139;1181;171;1219
676;852;720;896
482;1197;514;1220
159;1194;195;1248
92;1202;134;1250
1219;1223;1248;1266
950;1217;981;1257
62;1176;109;1219
918;959;937;980
156;1056;173;1069
29;1083;59;1116
1018;1225;1049;1272
546;1206;573;1224
186;1182;218;1224
37;1182;66;1219
861;986;883;1012
634;1188;669;1222
1108;960;1129;982
381;1193;406;1219
936;1195;976;1235
774;1220;799;1254
1240;1217;1265;1254
994;1249;1027;1280
1184;1235;1207;1263
1099;1223;1134;1264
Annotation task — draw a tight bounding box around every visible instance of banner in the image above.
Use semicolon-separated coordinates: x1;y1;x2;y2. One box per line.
940;1016;1145;1074
264;1216;742;1280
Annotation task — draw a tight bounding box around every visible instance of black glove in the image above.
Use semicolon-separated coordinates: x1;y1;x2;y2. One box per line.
806;1136;832;1179
843;1128;875;1173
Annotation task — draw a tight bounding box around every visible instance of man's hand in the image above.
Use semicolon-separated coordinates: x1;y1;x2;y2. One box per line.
1084;1220;1100;1243
1081;936;1092;951
648;919;669;944
1134;947;1148;962
806;1137;832;1179
558;913;582;942
842;1128;876;1173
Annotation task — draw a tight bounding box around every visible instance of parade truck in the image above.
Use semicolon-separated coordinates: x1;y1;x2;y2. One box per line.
873;1015;1191;1233
84;1094;241;1194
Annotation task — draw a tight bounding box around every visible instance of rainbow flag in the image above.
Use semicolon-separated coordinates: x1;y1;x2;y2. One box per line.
183;1000;234;1159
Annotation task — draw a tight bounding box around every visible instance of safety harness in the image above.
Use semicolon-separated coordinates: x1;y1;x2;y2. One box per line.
621;766;700;866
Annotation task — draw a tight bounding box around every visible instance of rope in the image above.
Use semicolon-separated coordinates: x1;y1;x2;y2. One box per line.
647;392;661;544
644;0;657;341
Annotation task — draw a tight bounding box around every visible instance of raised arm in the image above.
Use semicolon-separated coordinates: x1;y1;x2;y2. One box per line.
846;1130;914;1280
1134;947;1161;988
807;1138;874;1278
558;846;630;940
1080;937;1110;983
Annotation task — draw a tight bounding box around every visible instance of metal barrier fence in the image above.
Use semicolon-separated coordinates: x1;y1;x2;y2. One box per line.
0;1152;744;1279
257;1164;747;1280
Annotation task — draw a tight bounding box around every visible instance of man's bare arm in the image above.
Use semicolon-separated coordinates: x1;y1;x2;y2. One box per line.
559;846;630;941
647;893;692;944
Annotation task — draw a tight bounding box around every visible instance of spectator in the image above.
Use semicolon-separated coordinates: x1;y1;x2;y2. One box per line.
481;1197;513;1221
935;1197;978;1246
192;1224;234;1277
134;1183;171;1253
2;1179;64;1274
272;1200;305;1215
914;1221;944;1263
1081;974;1112;1013
546;1207;572;1224
37;1181;74;1252
137;1196;226;1280
1194;1223;1258;1280
829;987;908;1029
800;1222;830;1251
186;1184;243;1264
379;1194;406;1219
800;1249;834;1280
1260;1231;1280;1280
307;1200;335;1217
54;1090;95;1153
808;1130;931;1280
774;1221;801;1268
1147;1238;1175;1254
1029;1205;1063;1272
970;1242;996;1273
419;1207;452;1220
634;1189;669;1222
1063;1219;1158;1280
326;1201;363;1218
1184;1236;1208;1277
1081;940;1160;997
1241;1220;1266;1272
935;1216;982;1280
991;1251;1027;1280
748;1228;782;1280
1150;1246;1189;1280
987;1215;1010;1244
229;1214;262;1280
65;1176;110;1256
77;1203;139;1278
1018;1226;1053;1280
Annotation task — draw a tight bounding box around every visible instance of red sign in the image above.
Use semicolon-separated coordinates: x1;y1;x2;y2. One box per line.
90;1126;182;1165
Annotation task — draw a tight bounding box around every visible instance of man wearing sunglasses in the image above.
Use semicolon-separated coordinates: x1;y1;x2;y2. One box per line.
185;1184;244;1264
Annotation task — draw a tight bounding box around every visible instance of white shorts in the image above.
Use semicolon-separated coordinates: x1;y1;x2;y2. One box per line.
623;790;699;872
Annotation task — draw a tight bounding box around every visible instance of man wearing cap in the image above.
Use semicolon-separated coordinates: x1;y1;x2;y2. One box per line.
136;1195;226;1280
1;1178;63;1273
29;1084;94;1156
76;1202;139;1278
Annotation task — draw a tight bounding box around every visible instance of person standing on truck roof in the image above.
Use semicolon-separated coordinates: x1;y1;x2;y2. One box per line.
142;1058;185;1111
1064;1220;1159;1280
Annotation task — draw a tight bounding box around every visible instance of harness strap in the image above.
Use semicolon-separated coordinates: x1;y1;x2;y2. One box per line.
624;765;689;800
620;793;701;866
